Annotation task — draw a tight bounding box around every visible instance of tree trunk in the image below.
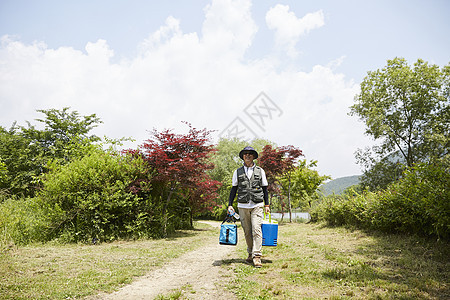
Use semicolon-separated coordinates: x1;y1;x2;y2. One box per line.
162;186;175;238
288;173;292;223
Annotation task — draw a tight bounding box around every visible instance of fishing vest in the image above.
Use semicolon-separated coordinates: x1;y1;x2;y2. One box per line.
237;166;264;203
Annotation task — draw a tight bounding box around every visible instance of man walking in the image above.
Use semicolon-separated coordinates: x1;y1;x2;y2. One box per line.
228;146;270;267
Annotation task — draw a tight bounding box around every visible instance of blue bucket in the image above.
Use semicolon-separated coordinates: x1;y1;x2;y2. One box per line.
262;213;278;246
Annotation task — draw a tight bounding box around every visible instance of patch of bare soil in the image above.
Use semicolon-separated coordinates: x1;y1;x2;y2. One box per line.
91;221;239;300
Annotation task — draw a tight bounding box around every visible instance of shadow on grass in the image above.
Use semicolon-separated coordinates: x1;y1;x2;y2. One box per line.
191;227;211;231
319;228;450;299
213;258;273;267
360;233;450;298
164;229;202;240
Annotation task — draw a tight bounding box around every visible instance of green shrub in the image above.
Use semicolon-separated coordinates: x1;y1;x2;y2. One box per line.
0;159;7;188
37;150;159;243
188;203;228;221
1;146;203;245
0;196;53;245
311;162;449;238
213;204;229;221
310;195;346;226
376;162;449;237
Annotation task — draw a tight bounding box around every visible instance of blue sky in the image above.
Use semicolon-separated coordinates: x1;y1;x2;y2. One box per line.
1;0;449;179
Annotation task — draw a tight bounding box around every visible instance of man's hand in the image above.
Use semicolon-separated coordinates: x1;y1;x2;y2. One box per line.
228;206;235;215
264;206;270;214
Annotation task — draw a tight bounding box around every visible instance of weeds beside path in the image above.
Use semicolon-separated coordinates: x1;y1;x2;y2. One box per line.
1;221;448;299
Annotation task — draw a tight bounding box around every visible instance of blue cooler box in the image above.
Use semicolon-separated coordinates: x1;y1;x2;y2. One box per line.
262;220;278;246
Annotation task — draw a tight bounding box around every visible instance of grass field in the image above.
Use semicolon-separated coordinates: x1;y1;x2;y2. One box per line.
1;222;448;299
226;223;449;299
0;222;217;299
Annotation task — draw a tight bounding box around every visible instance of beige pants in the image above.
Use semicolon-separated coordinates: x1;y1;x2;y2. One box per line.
238;206;263;257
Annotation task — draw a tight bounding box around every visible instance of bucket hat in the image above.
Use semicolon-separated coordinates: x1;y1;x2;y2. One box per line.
239;146;258;160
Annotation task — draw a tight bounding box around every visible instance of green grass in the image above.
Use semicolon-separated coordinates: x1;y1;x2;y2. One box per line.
224;222;449;299
1;221;448;299
0;222;216;300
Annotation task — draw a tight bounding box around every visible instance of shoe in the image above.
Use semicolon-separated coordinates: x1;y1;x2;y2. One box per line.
253;256;262;268
246;254;253;263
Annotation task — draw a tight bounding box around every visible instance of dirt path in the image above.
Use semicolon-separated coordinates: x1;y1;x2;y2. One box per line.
92;221;239;300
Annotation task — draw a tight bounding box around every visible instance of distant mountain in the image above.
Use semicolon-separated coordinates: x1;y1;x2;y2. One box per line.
320;175;361;196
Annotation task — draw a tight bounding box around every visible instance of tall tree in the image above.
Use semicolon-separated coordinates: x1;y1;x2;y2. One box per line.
350;58;449;190
0;108;102;196
21;107;102;164
0;124;38;196
137;122;220;236
259;144;303;221
279;160;330;210
208;138;247;205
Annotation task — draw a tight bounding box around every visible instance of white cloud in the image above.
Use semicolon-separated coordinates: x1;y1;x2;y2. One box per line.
202;0;257;58
139;16;183;52
0;0;367;178
266;4;325;58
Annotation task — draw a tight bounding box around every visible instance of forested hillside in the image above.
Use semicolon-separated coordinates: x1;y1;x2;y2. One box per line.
320;175;360;195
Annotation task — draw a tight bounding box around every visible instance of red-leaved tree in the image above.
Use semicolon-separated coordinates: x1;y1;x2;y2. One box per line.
259;144;303;222
127;122;221;236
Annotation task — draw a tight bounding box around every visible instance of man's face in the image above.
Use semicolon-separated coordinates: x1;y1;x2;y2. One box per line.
243;152;254;166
